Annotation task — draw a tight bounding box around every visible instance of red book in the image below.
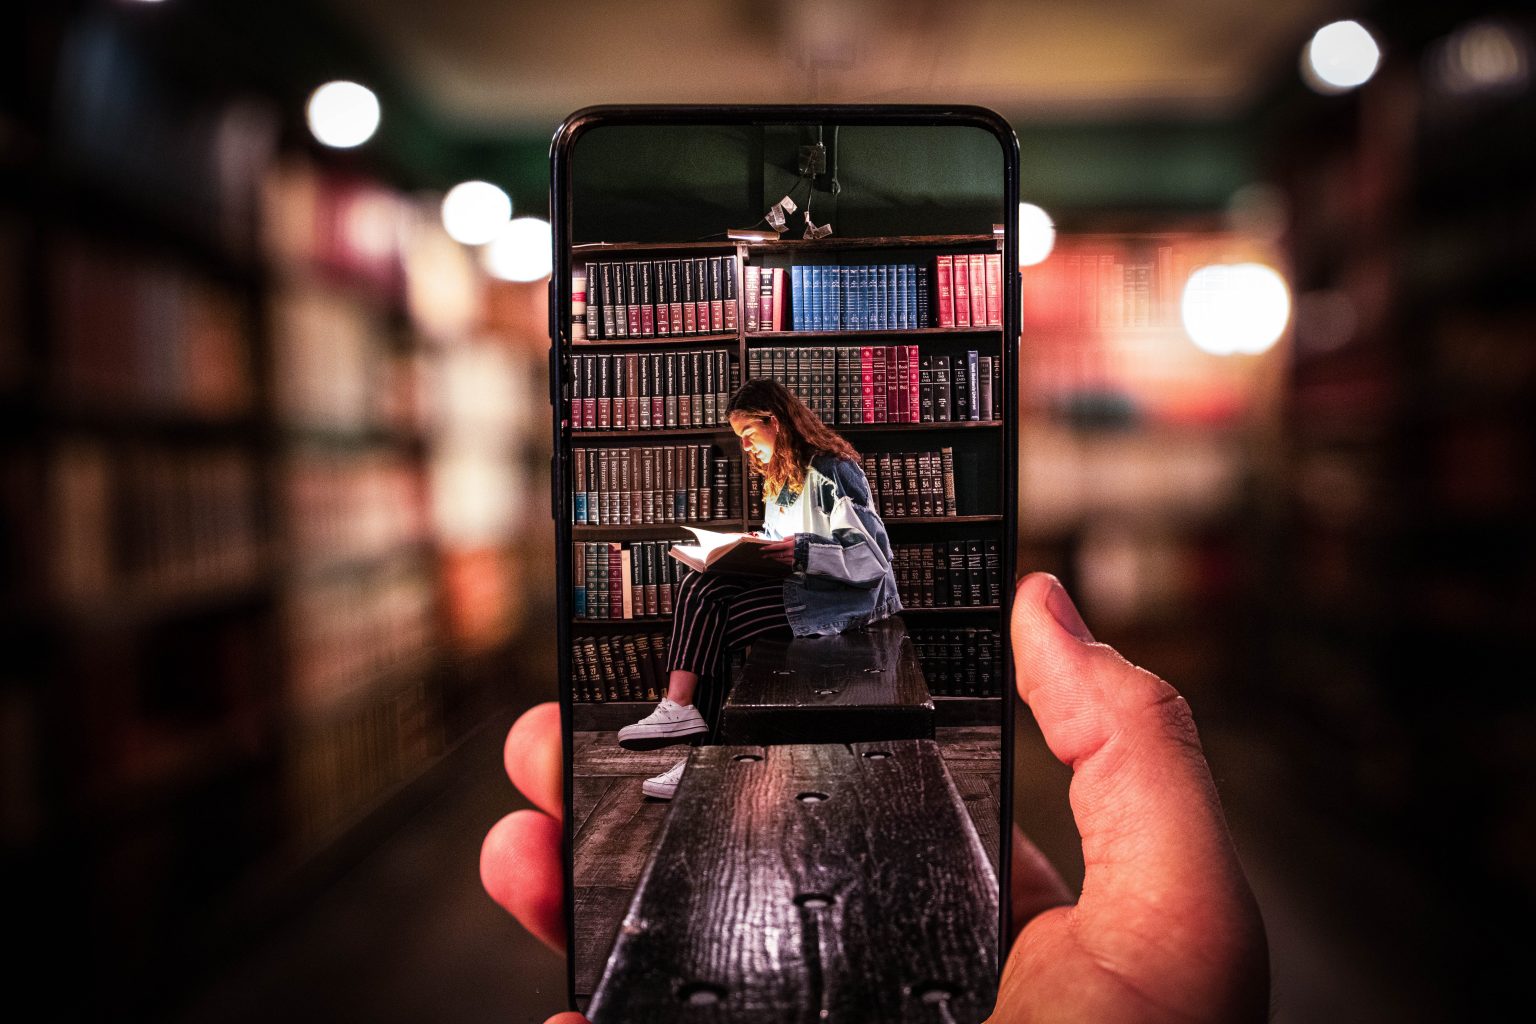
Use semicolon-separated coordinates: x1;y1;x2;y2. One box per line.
906;344;920;422
770;268;785;331
935;256;955;328
985;253;1002;327
894;345;908;422
884;346;898;423
758;267;774;331
952;256;971;328
860;346;875;422
968;254;987;327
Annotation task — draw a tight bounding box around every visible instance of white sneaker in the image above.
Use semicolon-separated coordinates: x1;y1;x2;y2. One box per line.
642;757;688;800
617;698;707;750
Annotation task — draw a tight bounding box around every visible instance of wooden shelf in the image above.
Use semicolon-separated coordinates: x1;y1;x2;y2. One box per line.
572;522;743;539
837;420;1001;432
744;233;999;252
572;616;674;630
748;325;1000;340
574;240;739;254
573;332;737;349
570;425;731;441
901;605;1002;614
884;515;1003;525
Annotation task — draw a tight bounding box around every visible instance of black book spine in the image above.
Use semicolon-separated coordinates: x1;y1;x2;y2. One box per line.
655;259;671;336
722;255;738;331
983;539;1000;606
947;540;968;606
965;540;984;605
596;353;611;429
625;261;642;336
665;354;678;427
600;262;617;338
638;351;652;429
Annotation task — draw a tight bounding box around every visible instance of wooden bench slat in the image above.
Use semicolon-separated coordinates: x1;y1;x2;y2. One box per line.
587;740;999;1023
722;618;935;745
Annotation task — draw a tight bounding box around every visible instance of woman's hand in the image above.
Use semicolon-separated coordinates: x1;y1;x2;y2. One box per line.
482;573;1268;1023
760;537;796;567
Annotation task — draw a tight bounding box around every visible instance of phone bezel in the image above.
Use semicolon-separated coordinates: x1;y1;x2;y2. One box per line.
548;103;1021;1013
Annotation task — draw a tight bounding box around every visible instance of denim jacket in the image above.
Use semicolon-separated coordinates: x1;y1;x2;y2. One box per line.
762;454;904;637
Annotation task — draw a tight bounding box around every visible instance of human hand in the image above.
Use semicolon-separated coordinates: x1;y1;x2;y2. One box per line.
760;536;796;567
481;572;1268;1023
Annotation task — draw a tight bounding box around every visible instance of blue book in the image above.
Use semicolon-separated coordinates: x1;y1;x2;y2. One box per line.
798;264;811;333
905;265;917;329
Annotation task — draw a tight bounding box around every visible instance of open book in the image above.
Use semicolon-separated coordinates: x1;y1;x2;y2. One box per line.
668;526;790;577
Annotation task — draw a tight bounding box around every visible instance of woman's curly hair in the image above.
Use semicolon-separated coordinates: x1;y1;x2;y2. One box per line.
726;378;859;501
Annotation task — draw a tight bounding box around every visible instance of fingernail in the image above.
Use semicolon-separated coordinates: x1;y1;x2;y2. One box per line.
1046;579;1094;642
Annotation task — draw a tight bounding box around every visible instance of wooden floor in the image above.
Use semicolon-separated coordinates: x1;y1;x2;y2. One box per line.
570;725;1002;1001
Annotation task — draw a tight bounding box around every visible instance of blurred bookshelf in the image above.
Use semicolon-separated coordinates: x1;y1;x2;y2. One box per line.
0;10;547;1009
1261;22;1536;962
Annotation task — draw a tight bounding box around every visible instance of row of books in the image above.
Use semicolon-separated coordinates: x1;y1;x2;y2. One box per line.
1021;246;1190;331
573;540;685;621
571;444;741;527
867;448;959;518
911;627;1005;698
743;252;1005;332
774;263;931;332
568;349;735;431
574;256;739;341
285;451;430;570
893;540;1003;608
288;678;442;843
284;560;439;712
49;441;265;604
570;631;669;704
51;236;254;417
744;446;966;521
746;346;1002;424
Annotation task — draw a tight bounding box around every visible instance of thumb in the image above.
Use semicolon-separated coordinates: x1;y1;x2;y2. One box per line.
1010;573;1267;1018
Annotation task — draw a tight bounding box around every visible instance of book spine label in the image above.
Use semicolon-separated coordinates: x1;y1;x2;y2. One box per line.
941;446;957;515
906;344;920;423
744;265;760;332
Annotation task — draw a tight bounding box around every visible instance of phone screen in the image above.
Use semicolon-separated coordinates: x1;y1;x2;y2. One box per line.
550;106;1018;1021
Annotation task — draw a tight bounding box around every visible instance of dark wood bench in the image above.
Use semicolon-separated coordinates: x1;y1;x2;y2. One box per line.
585;740;1000;1023
718;616;934;745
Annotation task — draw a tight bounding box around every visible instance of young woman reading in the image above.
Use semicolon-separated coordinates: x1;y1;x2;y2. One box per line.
617;378;903;798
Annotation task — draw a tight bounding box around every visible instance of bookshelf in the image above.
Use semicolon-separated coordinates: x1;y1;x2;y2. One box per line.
561;232;1011;724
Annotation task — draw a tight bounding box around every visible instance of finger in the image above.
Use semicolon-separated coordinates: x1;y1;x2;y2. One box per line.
1010;572;1267;1013
505;702;563;819
1009;822;1072;939
480;809;566;953
544;1015;589;1024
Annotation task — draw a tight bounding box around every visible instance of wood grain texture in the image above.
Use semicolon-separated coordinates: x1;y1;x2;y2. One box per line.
587;740;999;1023
722;619;934;745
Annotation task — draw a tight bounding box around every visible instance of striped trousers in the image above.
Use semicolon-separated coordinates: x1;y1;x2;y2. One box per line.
666;570;792;680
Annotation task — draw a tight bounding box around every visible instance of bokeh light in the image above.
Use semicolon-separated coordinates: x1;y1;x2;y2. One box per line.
1303;20;1382;94
1433;19;1530;96
1017;202;1055;267
440;181;512;246
482;217;552;282
305;81;380;149
1181;262;1291;356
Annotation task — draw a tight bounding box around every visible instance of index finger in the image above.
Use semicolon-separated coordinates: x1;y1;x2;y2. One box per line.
505;701;563;819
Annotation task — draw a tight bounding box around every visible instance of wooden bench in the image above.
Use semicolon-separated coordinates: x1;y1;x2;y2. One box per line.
718;616;934;745
585;740;1000;1023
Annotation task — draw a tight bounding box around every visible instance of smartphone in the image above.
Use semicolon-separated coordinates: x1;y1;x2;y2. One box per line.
549;105;1019;1021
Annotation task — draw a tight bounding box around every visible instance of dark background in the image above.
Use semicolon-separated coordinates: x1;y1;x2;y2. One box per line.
3;1;1531;1020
